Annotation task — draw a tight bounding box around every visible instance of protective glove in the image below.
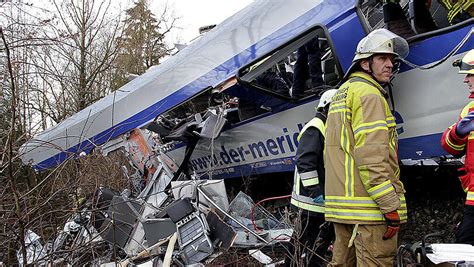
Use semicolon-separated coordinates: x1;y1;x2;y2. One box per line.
313;194;324;204
455;111;474;137
382;210;400;240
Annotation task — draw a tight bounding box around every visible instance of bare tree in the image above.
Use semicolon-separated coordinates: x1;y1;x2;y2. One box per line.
0;1;126;264
36;0;123;118
0;0;122;130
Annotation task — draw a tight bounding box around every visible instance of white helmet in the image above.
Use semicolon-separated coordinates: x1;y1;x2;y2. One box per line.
354;28;409;61
453;49;474;75
317;89;337;109
344;29;409;79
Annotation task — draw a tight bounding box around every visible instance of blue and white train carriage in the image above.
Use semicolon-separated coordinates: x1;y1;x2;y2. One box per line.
20;0;474;180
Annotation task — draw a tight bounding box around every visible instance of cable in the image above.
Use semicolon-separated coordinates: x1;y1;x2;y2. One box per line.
396;244;412;267
400;27;473;70
250;194;292;232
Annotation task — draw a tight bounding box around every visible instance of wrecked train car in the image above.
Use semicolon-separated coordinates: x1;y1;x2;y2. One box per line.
20;0;473;177
16;0;474;264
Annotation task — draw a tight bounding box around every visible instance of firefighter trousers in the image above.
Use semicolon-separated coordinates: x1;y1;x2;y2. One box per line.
329;223;397;267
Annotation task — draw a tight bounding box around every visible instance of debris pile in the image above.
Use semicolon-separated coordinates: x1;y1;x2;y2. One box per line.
19;182;293;266
16;127;294;266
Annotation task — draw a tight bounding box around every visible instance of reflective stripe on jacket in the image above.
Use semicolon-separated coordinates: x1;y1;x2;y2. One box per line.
441;101;474;206
439;0;474;24
291;115;326;214
324;72;407;224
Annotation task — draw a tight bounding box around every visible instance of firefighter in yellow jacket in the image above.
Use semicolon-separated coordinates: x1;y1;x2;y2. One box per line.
324;29;409;266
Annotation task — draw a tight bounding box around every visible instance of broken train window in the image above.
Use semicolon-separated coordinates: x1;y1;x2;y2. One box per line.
237;26;342;100
146;87;237;146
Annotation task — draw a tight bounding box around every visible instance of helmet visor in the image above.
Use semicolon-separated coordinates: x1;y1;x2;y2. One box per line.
459;61;474;73
389;34;409;59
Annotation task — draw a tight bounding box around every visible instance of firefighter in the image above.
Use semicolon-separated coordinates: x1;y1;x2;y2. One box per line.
440;49;474;245
324;29;409;266
286;89;337;266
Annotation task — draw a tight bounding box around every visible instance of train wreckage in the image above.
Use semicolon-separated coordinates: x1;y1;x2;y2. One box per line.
18;130;298;266
17;0;474;265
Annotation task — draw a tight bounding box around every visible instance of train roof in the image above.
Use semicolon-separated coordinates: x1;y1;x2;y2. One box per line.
20;0;357;170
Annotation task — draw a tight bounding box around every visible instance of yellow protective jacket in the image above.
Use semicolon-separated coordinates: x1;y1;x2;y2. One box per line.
324;72;407;225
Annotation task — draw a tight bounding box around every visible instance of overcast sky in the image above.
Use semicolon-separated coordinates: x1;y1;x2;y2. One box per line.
162;0;254;45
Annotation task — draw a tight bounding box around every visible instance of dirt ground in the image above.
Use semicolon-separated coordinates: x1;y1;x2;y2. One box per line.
401;165;465;244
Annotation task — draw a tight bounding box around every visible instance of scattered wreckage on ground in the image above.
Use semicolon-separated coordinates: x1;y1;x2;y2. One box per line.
18;127;474;266
20;167;292;265
18;128;297;266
